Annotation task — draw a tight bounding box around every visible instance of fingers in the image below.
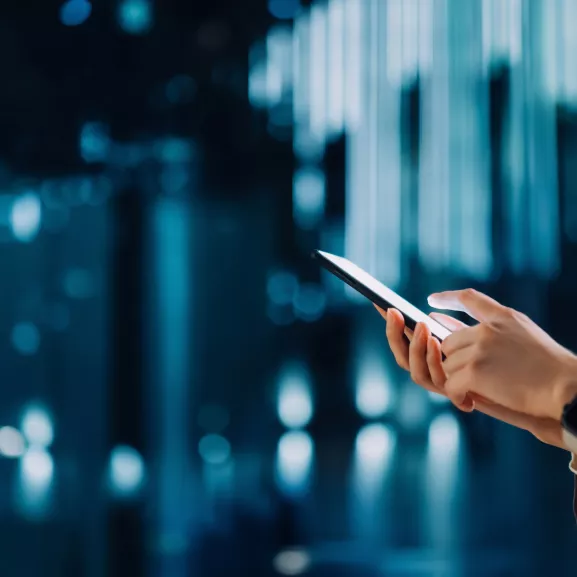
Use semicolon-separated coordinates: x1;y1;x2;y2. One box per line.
441;325;480;357
385;308;410;370
429;312;468;332
426;336;446;390
409;323;432;385
428;288;505;323
442;346;475;377
444;372;475;412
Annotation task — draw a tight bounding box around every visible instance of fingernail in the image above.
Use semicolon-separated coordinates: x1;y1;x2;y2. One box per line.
427;294;440;307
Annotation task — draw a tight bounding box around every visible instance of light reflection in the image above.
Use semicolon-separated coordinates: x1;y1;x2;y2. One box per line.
21;406;54;448
292;283;326;322
355;345;394;419
109;445;145;496
277;362;313;429
11;322;41;356
273;548;312;575
17;448;54;519
275;431;314;496
425;412;465;549
292;166;325;230
0;427;26;458
117;0;152;35
351;423;396;541
198;434;231;465
10;193;41;243
308;3;327;144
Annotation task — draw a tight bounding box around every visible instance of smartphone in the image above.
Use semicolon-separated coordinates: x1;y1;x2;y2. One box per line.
312;249;451;341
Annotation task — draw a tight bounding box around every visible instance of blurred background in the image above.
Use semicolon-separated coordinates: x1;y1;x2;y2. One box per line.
1;0;577;575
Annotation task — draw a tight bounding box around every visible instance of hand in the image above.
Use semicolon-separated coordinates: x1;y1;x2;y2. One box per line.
428;289;577;422
376;305;567;450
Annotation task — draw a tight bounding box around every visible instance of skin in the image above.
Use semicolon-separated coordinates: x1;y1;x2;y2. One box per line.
376;288;577;451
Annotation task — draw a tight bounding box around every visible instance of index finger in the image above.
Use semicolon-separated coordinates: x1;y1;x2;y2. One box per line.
428;289;505;323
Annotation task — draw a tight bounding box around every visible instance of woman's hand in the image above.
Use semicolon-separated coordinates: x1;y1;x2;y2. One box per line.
376;302;569;450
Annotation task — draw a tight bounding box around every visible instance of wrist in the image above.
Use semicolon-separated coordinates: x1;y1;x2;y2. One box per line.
551;353;577;421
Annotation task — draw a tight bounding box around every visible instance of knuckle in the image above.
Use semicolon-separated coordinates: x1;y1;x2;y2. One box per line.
469;356;485;372
463;288;478;301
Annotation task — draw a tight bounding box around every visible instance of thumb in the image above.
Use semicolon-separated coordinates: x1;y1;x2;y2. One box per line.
428;289;504;323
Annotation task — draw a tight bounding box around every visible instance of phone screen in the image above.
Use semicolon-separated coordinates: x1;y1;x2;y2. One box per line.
313;250;451;341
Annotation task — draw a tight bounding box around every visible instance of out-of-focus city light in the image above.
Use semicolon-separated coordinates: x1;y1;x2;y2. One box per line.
18;447;54;519
0;426;26;458
355;347;394;419
268;0;300;20
10;193;41;242
21;406;54;448
79;122;110;163
60;0;92;26
398;384;430;431
109;445;145;495
117;0;152;35
198;434;231;465
277;362;313;428
428;390;450;405
276;430;314;496
11;322;41;356
292;166;325;229
428;412;460;459
63;268;95;299
292;283;326;322
426;412;464;548
354;423;395;469
21;447;54;490
273;548;312;575
267;270;298;306
352;423;396;539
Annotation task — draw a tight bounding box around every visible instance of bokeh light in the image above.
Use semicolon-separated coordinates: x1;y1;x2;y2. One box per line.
21;406;54;448
11;322;41;356
109;445;145;495
10;193;41;242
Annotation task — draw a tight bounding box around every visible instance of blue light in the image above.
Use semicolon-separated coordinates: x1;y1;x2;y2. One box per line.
292;283;326;322
293;166;325;229
79;122;110;163
275;430;314;496
0;427;26;458
117;0;152;35
22;406;54;448
11;322;40;356
109;445;145;495
18;447;54;519
268;0;300;20
277;362;313;428
10;193;41;242
60;0;92;27
267;270;298;305
21;448;54;489
355;349;394;419
354;423;395;482
198;434;231;465
63;268;94;299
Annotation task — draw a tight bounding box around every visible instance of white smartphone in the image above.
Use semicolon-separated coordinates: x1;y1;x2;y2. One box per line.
312;249;451;341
